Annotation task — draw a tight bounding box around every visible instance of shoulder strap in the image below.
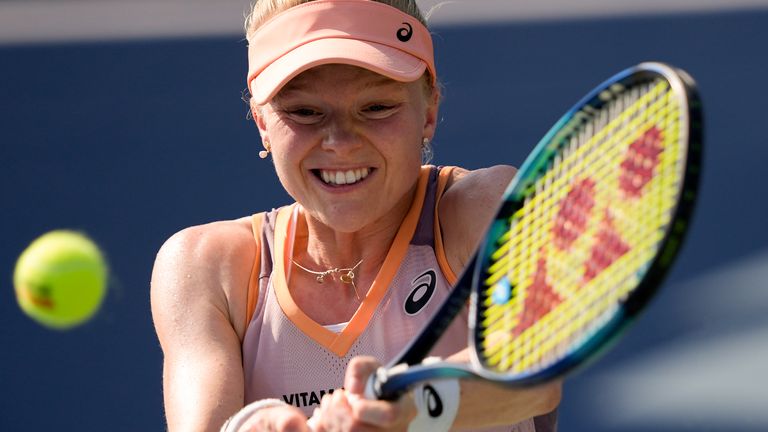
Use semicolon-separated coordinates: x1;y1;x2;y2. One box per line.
434;166;459;284
245;212;266;329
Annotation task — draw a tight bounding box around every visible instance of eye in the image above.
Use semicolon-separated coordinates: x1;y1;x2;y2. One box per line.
362;103;399;119
283;107;324;125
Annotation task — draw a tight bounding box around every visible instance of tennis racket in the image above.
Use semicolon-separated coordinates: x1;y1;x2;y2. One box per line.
368;61;703;400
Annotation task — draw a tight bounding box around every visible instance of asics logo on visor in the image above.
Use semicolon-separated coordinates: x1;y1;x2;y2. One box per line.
397;22;413;42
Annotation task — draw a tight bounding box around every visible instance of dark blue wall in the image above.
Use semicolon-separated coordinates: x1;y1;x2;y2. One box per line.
2;9;767;431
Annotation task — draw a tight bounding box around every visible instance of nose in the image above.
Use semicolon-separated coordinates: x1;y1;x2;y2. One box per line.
321;115;363;154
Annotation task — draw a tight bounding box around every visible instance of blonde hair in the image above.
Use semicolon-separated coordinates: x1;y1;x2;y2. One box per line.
244;0;427;40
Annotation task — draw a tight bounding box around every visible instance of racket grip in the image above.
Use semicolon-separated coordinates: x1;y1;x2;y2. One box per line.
364;376;377;399
366;365;411;401
364;368;385;400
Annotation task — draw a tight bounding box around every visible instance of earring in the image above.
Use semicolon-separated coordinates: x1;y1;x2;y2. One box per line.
259;140;271;159
421;137;434;164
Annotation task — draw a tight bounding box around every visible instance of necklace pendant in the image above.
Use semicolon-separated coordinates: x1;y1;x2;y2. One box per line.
316;275;325;283
339;271;354;284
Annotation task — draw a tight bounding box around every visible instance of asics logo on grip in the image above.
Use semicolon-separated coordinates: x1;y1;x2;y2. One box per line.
404;269;436;315
423;384;443;418
397;22;413;42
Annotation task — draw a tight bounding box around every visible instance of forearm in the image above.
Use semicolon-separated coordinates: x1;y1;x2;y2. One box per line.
444;350;561;430
451;379;561;430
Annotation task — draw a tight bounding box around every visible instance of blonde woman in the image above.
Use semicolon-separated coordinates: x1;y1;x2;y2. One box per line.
151;1;561;430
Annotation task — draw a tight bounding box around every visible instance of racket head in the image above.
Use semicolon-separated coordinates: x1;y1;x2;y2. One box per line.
469;62;702;385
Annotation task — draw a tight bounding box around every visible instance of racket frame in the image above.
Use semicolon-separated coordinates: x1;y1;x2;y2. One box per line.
469;61;703;385
372;62;703;400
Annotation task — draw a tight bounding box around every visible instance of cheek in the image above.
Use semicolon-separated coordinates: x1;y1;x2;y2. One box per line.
271;158;304;202
271;144;302;179
373;105;427;153
385;118;427;162
264;120;309;163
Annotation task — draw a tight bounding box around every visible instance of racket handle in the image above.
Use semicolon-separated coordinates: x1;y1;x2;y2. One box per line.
364;373;379;400
366;364;411;401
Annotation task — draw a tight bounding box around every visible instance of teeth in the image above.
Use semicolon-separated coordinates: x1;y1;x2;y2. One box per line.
319;168;370;185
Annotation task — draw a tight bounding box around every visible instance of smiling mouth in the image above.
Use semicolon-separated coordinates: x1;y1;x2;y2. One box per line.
314;168;371;186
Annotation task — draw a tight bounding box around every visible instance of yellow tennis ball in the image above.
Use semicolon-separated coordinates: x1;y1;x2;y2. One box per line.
13;230;108;330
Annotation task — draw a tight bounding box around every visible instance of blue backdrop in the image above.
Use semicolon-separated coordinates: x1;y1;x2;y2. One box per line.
2;9;767;431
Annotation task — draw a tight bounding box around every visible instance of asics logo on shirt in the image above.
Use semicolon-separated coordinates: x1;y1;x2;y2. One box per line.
423;384;443;418
397;22;413;42
404;269;436;315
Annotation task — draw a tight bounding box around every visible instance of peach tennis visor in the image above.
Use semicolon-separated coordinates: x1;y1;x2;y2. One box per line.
247;0;436;104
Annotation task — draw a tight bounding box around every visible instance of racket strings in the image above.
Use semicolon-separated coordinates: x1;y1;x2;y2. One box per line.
492;93;680;370
477;78;685;374
492;93;666;255
487;81;672;280
489;81;672;271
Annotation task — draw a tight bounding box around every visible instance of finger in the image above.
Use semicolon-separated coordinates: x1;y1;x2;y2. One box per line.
344;356;381;395
314;390;353;431
346;391;417;429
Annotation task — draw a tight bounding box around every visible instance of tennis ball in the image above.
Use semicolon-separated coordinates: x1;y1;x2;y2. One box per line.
13;230;108;330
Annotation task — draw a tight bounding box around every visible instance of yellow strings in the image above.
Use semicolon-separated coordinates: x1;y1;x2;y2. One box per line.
479;79;684;374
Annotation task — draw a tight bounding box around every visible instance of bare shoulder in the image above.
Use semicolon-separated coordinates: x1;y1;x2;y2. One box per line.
150;216;257;430
153;216;255;273
439;165;517;270
150;216;257;342
444;165;516;196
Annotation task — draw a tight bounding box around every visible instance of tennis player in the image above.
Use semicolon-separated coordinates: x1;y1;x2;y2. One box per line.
150;1;561;430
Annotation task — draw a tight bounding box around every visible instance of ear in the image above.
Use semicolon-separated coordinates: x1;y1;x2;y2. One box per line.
250;100;269;142
422;86;441;141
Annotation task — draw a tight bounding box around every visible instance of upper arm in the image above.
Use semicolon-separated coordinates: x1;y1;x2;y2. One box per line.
150;220;255;431
437;166;562;428
439;165;517;271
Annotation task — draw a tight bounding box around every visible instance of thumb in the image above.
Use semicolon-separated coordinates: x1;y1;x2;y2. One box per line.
344;356;381;396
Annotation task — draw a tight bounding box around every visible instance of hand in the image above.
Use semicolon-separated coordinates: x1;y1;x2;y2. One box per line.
231;404;311;432
309;357;417;431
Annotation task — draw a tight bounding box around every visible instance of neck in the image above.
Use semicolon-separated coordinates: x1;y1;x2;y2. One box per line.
293;183;416;278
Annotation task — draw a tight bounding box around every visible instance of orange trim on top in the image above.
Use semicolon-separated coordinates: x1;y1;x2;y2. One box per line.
245;212;265;329
272;167;432;357
434;166;458;285
273;203;338;348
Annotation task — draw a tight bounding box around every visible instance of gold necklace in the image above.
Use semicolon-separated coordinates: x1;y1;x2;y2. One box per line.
291;259;364;301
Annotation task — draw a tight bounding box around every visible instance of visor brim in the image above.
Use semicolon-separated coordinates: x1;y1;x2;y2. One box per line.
249;38;428;104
